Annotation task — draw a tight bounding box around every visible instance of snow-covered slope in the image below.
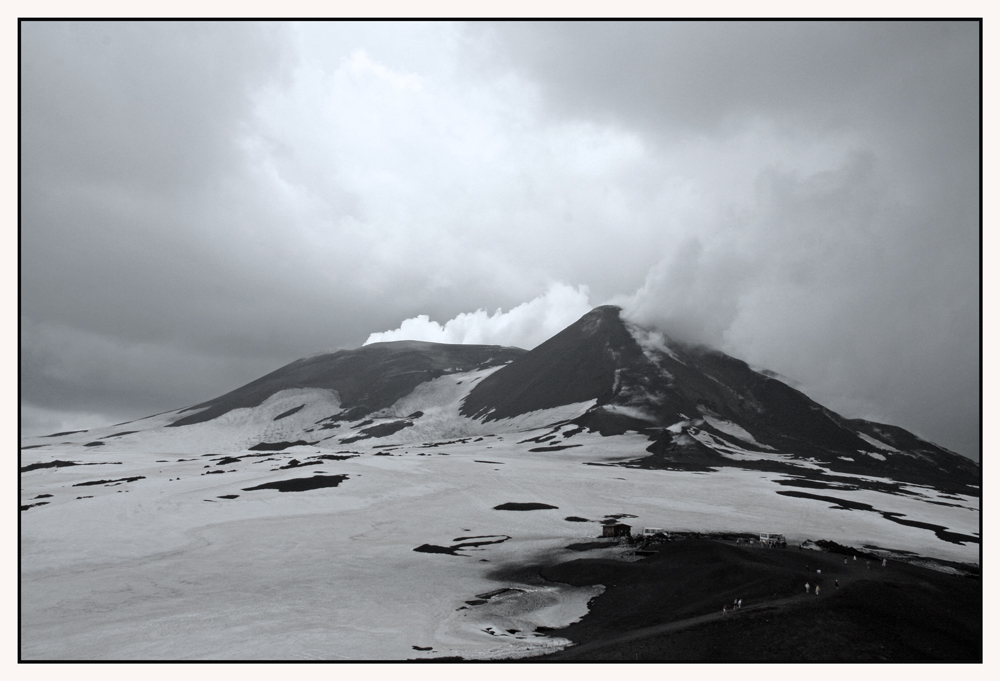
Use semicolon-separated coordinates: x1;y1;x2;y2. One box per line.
20;306;979;659
20;424;979;660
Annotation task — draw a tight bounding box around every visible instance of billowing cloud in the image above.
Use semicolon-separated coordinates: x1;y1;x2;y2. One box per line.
19;21;979;460
364;283;592;349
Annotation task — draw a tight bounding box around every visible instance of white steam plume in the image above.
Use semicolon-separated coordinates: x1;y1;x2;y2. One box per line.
363;283;592;350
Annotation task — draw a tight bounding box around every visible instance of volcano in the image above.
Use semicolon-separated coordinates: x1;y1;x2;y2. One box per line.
465;306;977;493
20;306;979;661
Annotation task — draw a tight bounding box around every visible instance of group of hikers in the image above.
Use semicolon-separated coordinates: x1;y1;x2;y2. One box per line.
803;554;889;597
722;552;891;615
722;598;743;615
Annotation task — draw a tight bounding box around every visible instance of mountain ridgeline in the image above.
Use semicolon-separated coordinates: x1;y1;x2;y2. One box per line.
100;305;975;495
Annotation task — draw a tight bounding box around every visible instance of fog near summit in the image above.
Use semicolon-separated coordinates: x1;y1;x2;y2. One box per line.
20;21;980;459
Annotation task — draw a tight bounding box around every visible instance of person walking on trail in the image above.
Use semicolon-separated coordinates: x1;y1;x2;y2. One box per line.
723;605;728;615
738;599;742;609
882;558;887;568
805;582;810;593
815;585;821;596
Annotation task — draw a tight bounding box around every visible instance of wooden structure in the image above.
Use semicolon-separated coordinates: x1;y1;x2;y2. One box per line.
602;523;632;538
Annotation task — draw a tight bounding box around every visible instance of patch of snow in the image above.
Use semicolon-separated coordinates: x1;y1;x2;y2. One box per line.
858;433;902;454
688;429;820;468
600;404;658;423
701;414;775;450
857;449;887;461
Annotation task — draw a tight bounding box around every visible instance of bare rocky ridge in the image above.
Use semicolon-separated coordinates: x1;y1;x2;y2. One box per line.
167;340;524;427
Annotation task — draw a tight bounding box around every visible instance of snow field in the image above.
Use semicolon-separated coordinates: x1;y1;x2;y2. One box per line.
21;425;979;660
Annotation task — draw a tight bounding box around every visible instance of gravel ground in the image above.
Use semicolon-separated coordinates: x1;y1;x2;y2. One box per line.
525;538;981;662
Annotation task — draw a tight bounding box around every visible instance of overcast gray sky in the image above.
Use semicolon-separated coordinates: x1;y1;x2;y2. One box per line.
19;20;980;459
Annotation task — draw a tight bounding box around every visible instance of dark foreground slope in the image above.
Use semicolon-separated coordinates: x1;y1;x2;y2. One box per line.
169;341;523;427
530;539;981;662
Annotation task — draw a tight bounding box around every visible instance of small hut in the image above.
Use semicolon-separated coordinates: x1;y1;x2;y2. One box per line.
602;523;632;538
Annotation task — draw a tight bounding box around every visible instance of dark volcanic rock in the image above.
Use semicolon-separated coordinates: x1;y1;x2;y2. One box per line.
248;440;312;451
414;544;460;556
42;430;88;437
339;420;414;444
493;502;559;511
20;460;80;472
242;474;348;493
72;476;145;487
528;444;582;452
273;404;305;421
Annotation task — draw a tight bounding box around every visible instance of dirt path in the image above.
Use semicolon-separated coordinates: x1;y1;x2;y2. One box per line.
540;542;899;660
543;590;803;659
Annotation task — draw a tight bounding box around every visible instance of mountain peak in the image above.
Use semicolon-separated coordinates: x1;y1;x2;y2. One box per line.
576;304;624;334
458;305;645;422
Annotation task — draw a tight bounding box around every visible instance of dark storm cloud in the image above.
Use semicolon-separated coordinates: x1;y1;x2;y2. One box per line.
486;22;977;141
19;21;980;460
481;21;979;458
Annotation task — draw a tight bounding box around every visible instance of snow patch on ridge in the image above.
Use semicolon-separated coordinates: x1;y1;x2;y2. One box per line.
600;404;659;423
858;432;902;454
701;415;775;450
365;366;597;441
29;389;344;454
688;428;822;468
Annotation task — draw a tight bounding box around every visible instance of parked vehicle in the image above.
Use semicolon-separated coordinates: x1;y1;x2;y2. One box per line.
759;532;786;547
